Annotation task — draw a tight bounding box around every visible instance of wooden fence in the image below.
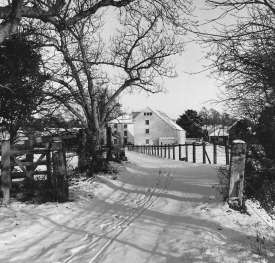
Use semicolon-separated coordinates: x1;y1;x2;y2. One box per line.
0;135;68;204
128;142;230;165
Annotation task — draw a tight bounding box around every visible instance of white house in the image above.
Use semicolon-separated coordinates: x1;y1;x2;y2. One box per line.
133;107;186;145
108;114;134;146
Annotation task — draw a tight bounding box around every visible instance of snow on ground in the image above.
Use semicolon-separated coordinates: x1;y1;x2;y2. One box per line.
0;151;274;263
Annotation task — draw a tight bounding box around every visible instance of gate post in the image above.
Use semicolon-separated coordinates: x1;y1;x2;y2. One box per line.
202;142;206;164
26;135;34;179
1;132;11;205
52;139;68;202
228;140;246;210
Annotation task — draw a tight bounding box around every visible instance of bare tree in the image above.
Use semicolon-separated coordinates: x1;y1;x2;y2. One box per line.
207;0;275;15
0;0;191;42
33;1;191;174
203;1;275;119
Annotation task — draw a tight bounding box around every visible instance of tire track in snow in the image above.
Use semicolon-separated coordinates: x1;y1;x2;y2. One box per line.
85;170;173;263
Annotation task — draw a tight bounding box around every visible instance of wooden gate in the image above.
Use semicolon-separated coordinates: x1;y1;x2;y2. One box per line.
1;135;68;204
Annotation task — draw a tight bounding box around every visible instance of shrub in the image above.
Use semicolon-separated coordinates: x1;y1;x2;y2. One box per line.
245;145;275;213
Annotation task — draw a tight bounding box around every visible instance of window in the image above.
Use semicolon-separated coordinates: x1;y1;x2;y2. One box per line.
114;138;117;144
113;130;117;135
145;120;149;125
124;131;127;137
114;123;118;129
124;138;128;144
145;129;149;134
146;139;150;144
144;113;146;116
124;124;127;129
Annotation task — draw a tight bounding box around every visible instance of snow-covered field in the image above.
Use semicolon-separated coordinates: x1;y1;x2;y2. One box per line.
0;151;274;262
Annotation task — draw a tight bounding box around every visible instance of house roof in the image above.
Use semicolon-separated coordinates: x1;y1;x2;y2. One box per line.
132;111;141;119
209;128;229;137
228;119;252;131
155;110;184;131
134;107;184;131
109;114;133;124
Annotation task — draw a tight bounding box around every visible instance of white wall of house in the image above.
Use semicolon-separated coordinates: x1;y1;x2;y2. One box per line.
134;107;185;145
176;130;186;144
109;116;134;146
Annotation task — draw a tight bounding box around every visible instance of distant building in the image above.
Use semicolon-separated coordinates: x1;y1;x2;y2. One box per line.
108;108;186;146
133;107;186;145
207;125;229;145
109;114;134;146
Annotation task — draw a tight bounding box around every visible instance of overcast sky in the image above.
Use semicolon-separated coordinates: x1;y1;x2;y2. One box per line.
119;1;228;119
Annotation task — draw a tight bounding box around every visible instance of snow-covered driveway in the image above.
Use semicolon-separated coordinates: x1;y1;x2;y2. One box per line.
0;151;274;262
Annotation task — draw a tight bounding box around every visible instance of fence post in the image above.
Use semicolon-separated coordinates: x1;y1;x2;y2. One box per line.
157;145;159;156
213;143;217;164
164;145;167;158
225;144;230;165
173;145;175;160
1;135;11;205
168;145;171;159
185;145;189;162
192;143;196;163
52;140;68;202
202;142;206;164
228;140;246;210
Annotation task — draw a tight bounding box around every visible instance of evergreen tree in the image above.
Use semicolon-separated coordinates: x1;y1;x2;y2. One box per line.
0;36;46;141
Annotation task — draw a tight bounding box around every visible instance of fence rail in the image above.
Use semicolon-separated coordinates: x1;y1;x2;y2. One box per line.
128;142;230;165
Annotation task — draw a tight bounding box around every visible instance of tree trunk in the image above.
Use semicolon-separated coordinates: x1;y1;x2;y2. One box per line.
77;99;111;176
87;126;108;174
77;126;109;176
106;125;113;161
77;129;89;175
